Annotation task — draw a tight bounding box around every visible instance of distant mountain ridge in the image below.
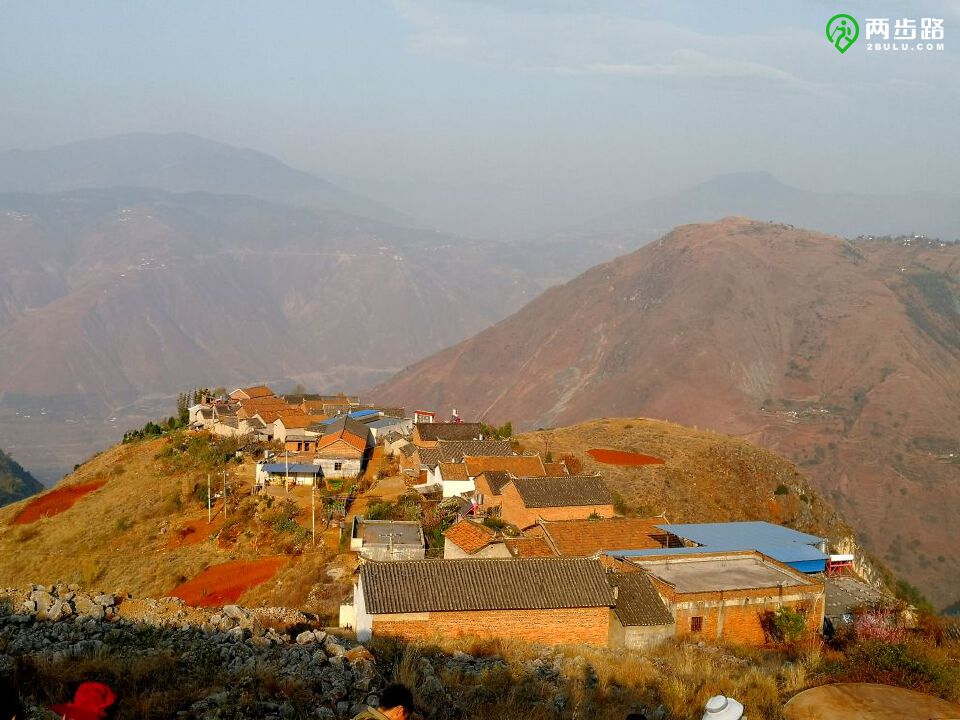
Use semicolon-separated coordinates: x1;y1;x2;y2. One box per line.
0;449;43;507
557;171;960;246
374;217;960;609
0;132;412;226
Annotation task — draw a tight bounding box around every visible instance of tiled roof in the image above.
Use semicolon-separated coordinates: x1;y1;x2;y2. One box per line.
399;442;417;458
540;518;667;557
437;440;514;462
418;448;442;469
509;476;613;509
319;416;369;452
475;470;513;495
543;462;568;477
465;455;545;479
415;422;483;442
504;537;556;558
438;463;469;481
233;385;275;399
213;404;239;418
608;572;674;627
276;413;314;429
443;519;496;554
360;557;615;614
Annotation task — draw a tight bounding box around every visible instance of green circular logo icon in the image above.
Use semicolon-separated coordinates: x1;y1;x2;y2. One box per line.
826;14;860;53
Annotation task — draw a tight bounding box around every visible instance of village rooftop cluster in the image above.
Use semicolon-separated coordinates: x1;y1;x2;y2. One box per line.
190;385;891;651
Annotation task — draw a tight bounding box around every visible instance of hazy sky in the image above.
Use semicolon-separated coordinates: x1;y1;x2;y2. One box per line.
2;0;959;237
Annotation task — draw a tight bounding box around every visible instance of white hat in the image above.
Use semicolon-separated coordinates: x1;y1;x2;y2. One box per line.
702;695;744;720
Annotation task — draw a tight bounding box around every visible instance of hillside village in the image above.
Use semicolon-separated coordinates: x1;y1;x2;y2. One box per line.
180;383;899;652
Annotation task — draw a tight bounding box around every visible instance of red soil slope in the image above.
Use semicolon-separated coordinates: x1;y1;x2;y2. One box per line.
168;557;285;607
588;448;664;466
13;481;107;525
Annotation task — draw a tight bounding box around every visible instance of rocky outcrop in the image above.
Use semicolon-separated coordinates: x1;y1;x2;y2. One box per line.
0;585;379;719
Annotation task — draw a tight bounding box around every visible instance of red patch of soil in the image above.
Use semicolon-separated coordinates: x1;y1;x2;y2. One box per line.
13;481;107;525
168;557;286;607
587;448;665;466
166;517;220;549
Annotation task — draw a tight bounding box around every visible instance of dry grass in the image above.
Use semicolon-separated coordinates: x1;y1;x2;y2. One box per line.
0;434;349;607
516;418;852;541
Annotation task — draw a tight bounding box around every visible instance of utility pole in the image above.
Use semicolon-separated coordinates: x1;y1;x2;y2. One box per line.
222;469;228;520
207;473;211;524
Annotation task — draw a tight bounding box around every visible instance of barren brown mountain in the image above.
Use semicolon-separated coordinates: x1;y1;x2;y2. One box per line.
376;217;960;609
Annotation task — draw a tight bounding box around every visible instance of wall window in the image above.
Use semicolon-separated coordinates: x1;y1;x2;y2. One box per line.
690;616;703;633
334;462;343;471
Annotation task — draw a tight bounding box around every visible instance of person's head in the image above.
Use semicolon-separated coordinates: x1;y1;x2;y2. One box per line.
0;675;24;720
378;683;415;720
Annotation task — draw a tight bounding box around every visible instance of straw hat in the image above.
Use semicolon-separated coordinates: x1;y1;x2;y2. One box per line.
702;695;744;720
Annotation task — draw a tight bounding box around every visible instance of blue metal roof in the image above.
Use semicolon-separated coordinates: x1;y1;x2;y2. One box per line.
606;521;829;571
656;521;824;547
608;542;828;565
261;463;321;474
349;409;379;419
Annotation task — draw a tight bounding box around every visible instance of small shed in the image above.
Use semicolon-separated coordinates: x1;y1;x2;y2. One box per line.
351;517;425;561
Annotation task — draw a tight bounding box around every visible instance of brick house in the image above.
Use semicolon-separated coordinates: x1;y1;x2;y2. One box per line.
316;416;370;478
628;550;825;646
443;519;512;559
607;572;676;650
349;557;616;645
412;422;484;447
229;385;275;401
473;470;514;513
273;413;316;445
498;476;616;529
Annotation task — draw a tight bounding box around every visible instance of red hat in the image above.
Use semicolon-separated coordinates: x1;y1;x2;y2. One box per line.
50;682;116;720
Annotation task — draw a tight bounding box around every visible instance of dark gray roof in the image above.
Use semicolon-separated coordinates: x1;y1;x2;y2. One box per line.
415;422;483;442
399;442;417;458
824;576;890;618
510;476;613;508
437;439;513;462
418;448;442;468
608;572;674;627
477;470;513;495
360;558;615;614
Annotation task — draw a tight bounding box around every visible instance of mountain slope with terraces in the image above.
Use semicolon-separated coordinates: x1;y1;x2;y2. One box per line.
376;217;960;608
0;416;880;614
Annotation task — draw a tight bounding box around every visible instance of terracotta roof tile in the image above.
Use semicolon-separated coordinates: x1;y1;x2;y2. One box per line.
539;518;668;557
443;519;496;554
231;385;275;400
276;413;314;429
360;557;615;614
439;462;469;481
504;537;556;558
